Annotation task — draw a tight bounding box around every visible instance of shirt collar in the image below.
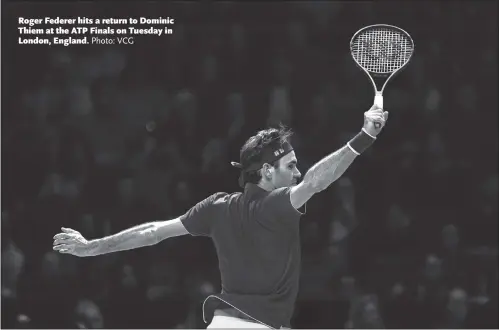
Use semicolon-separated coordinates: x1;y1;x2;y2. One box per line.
244;183;269;199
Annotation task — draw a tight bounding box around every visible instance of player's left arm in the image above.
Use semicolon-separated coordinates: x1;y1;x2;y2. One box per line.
290;106;388;209
53;218;189;257
53;193;225;257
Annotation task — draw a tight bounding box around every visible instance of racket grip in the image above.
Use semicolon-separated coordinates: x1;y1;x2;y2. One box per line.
374;92;383;109
373;92;383;129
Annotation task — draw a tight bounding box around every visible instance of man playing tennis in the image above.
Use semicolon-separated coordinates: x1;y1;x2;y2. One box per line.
53;105;388;329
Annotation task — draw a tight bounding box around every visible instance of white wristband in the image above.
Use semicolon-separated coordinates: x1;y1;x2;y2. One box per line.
362;128;377;139
347;142;361;155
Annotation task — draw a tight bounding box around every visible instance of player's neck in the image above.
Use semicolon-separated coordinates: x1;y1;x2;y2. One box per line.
257;181;274;192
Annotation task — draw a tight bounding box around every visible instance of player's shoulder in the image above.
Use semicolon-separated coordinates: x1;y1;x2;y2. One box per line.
266;186;292;198
209;191;241;205
261;186;297;212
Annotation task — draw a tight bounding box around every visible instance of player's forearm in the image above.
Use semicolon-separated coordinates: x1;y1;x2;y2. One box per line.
302;145;358;193
87;222;160;256
303;130;376;193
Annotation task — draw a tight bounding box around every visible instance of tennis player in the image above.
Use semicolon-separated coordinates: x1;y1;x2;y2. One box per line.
53;105;388;329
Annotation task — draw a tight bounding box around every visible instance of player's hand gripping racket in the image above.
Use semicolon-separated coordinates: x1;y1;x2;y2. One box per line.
350;24;415;128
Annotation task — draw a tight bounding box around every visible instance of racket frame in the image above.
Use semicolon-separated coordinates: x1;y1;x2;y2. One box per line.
350;24;415;110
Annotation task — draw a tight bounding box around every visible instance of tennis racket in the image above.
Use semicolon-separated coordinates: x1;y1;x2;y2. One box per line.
350;24;415;128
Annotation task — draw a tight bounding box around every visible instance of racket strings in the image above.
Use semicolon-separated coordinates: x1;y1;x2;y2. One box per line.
351;27;413;74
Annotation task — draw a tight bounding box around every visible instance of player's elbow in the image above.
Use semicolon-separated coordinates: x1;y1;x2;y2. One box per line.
140;226;162;246
312;182;328;193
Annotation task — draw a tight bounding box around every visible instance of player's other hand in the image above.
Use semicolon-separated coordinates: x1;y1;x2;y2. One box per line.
363;104;389;137
53;227;92;257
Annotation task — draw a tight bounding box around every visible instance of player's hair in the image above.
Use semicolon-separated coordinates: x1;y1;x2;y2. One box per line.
239;124;293;186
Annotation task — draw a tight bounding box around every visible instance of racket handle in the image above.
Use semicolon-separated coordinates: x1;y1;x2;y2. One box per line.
374;92;383;109
373;92;383;129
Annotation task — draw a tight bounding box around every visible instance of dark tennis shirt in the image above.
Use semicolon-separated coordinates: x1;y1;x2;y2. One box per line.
180;183;304;329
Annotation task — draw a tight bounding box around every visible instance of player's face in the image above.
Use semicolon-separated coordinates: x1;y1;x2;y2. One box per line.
272;151;301;188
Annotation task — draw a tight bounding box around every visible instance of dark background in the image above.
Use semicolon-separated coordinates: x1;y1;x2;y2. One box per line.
2;1;497;329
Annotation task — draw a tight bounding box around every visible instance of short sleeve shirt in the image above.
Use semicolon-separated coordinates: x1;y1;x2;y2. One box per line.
180;183;304;329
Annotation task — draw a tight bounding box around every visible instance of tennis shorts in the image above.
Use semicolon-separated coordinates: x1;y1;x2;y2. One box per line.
207;315;271;328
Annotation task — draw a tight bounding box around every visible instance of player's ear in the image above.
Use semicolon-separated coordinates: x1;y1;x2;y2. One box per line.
262;163;273;179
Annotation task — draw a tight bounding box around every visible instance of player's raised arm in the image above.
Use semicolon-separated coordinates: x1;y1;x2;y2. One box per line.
53;218;188;257
290;105;388;209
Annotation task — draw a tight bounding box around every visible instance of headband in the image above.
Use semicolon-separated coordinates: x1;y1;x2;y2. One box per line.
231;140;294;172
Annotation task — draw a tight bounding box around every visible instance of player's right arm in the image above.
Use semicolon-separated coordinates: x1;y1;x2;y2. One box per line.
290;106;388;209
53;218;188;257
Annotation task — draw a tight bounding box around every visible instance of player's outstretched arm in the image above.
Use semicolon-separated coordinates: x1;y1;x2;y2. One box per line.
290;105;388;209
53;218;188;257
